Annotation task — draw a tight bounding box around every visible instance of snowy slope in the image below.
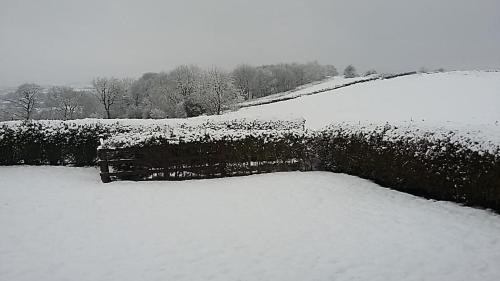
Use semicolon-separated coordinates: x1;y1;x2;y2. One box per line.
1;166;500;281
3;71;496;130
237;75;379;107
228;71;500;129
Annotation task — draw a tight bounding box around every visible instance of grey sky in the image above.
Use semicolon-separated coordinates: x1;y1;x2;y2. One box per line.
1;0;499;87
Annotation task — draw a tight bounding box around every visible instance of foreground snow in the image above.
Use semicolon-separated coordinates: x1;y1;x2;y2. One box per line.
1;167;500;281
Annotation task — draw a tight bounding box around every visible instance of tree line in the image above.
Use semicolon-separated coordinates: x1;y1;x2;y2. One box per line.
0;62;365;121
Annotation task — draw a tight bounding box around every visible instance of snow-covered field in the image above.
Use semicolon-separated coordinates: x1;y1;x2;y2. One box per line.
5;70;493;130
4;71;497;131
1;167;500;281
237;75;378;107
230;71;500;128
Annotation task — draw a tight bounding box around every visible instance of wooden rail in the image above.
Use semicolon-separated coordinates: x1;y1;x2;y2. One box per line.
97;141;310;182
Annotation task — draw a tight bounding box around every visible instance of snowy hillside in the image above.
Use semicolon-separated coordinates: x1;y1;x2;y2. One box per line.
1;167;500;281
15;71;494;131
237;75;379;107
228;71;500;128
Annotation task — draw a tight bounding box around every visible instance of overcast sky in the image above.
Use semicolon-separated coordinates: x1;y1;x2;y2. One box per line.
0;0;499;87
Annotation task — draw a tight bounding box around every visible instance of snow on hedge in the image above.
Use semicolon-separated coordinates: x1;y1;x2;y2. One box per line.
2;117;499;156
95;119;500;158
319;121;500;156
97;117;305;148
0;116;305;131
99;127;307;149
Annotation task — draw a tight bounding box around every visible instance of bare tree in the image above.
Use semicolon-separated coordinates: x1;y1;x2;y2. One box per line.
171;65;202;97
127;73;157;118
204;68;242;115
92;77;122;119
251;67;274;98
150;73;184;117
7;83;42;120
232;64;257;100
47;86;83;120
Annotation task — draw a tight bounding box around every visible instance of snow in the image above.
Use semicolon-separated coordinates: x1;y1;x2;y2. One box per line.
237;75;379;107
1;166;500;281
3;71;499;131
320;121;500;155
4;71;500;153
100;127;306;149
228;71;500;129
2;71;500;280
98;120;500;155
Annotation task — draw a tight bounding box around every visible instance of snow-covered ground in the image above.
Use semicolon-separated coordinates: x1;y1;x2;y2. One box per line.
229;71;500;129
2;71;500;280
1;166;500;281
237;75;378;107
5;70;493;129
4;71;497;131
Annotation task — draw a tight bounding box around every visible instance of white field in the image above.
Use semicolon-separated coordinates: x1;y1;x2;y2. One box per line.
229;71;500;129
1;167;500;281
8;71;494;131
237;75;378;107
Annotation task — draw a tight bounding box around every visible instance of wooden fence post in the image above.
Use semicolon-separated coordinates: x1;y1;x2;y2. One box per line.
97;149;111;183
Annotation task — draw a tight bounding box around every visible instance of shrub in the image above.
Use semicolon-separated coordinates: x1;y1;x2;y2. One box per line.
314;122;500;211
0;121;115;166
0;118;306;166
2;118;499;212
344;65;358;78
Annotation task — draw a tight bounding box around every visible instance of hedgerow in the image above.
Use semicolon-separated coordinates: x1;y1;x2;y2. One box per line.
0;122;116;166
0;118;306;166
1;118;499;212
314;122;500;211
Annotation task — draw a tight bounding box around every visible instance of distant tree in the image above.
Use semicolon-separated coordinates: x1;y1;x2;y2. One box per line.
343;65;358;78
232;64;257;100
251;67;274;98
437;68;445;72
150;72;184;118
364;69;377;76
324;65;338;77
171;65;202;97
302;61;326;83
8;83;42;120
114;78;135;118
199;68;242;115
128;73;157;118
6;61;355;121
92;77;123;119
78;91;99;118
46;86;82;120
419;67;428;73
270;64;298;93
184;96;205;117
